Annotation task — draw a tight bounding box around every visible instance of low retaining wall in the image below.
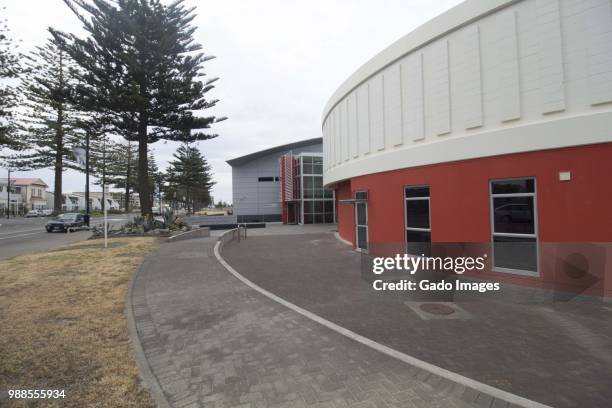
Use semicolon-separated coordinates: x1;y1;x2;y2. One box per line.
166;227;211;242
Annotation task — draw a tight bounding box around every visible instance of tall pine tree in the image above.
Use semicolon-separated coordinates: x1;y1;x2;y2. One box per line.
54;0;225;218
0;13;22;148
14;37;82;213
164;144;214;213
105;139;137;212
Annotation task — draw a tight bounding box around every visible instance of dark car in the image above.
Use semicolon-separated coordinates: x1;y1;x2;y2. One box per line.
45;213;86;233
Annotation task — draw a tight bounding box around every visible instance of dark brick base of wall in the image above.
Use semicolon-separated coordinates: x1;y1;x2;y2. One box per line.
237;214;281;223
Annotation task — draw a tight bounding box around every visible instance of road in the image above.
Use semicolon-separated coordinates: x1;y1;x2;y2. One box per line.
0;214;134;261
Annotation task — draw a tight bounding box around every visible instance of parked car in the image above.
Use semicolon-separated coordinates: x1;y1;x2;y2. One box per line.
45;213;86;233
25;210;41;218
41;209;54;216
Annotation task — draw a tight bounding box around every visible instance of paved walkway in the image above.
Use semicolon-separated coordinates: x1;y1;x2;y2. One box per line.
129;236;490;408
222;228;612;408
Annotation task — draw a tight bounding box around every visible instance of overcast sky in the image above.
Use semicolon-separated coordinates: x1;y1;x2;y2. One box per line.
2;0;463;203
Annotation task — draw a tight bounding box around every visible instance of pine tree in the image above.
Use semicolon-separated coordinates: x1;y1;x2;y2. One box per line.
13;37;82;213
89;131;116;211
164;144;214;213
0;13;22;148
105;140;137;212
54;0;225;218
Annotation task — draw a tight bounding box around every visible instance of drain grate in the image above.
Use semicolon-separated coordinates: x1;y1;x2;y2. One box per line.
419;303;456;315
405;301;471;320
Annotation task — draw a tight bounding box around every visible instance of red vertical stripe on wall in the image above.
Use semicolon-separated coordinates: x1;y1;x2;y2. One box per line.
280;156;287;224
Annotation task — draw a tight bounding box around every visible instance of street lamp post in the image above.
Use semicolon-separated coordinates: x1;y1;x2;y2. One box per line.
6;168;11;219
85;131;91;226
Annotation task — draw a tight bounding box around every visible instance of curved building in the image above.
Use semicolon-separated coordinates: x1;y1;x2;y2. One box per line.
322;0;612;295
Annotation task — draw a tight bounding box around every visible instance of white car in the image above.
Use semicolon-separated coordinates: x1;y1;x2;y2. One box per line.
25;210;41;218
41;209;54;216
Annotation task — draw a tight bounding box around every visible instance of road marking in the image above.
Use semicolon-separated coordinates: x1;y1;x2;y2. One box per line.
0;231;47;240
214;237;553;408
0;228;45;236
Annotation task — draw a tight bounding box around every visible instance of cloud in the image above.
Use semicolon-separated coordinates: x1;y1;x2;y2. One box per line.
2;0;463;202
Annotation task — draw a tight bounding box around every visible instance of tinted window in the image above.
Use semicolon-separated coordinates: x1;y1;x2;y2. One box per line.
405;186;430;198
357;226;368;250
405;200;430;229
356;202;367;225
324;201;334;213
355;191;368;200
406;230;431;256
258;177;274;182
491;179;535;194
493;236;538;272
493;197;535;234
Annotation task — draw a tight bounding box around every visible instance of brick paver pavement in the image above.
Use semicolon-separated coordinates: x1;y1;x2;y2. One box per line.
222;228;612;408
130;237;494;408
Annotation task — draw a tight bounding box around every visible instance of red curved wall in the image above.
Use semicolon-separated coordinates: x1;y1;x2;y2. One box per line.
334;142;612;297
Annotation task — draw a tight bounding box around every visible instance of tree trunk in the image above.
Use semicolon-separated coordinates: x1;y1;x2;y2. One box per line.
137;116;151;218
53;114;64;214
125;184;130;213
53;51;65;215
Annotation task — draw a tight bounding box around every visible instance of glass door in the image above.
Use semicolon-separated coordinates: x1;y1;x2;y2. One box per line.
355;201;368;251
405;186;431;256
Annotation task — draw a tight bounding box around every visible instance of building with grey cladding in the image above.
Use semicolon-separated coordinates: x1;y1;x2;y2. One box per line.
227;138;322;223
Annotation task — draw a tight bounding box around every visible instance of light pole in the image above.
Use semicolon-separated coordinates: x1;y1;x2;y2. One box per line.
6;167;11;219
85;131;91;226
154;172;164;215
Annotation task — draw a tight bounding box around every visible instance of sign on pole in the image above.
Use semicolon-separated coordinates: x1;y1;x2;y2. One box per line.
72;147;86;168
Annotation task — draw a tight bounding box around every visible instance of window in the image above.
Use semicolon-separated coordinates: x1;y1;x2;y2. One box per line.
258;177;274;182
490;178;538;274
405;186;431;256
355;191;368;201
299;155;334;224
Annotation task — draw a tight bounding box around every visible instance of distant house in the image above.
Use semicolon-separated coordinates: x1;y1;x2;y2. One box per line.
0;178;49;214
73;192;121;211
62;194;82;212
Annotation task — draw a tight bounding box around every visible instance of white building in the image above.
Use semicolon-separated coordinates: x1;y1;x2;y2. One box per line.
0;178;49;214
